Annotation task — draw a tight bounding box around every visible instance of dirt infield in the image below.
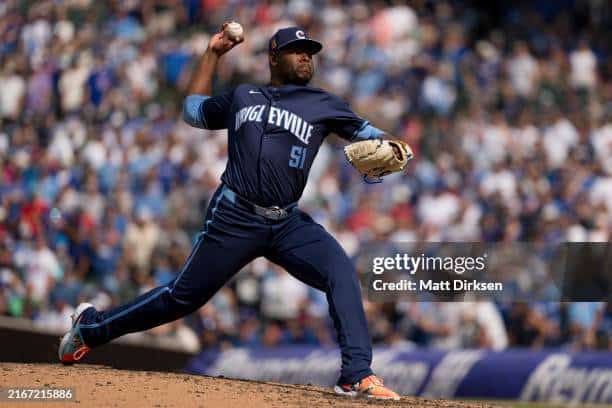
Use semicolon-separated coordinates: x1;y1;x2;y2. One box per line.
0;363;501;408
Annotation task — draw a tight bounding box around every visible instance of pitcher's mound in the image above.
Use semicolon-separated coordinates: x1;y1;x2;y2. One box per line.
0;363;500;407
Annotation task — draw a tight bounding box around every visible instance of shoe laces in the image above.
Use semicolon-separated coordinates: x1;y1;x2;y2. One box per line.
360;375;385;389
71;334;83;348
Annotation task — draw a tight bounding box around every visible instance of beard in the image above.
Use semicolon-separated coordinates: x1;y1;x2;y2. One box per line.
280;62;313;85
289;70;312;85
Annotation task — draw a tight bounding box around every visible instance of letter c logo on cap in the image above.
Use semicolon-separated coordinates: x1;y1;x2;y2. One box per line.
296;30;305;39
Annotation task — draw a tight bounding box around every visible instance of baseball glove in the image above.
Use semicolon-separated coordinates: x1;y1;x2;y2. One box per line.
344;139;413;183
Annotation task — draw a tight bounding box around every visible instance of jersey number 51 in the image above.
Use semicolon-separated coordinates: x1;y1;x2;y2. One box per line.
289;145;307;169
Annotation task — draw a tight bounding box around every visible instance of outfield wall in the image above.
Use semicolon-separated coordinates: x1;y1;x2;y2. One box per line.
186;347;612;404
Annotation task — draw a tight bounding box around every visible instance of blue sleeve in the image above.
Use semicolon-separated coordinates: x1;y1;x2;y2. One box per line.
182;91;233;130
325;95;385;141
352;121;386;141
182;95;209;128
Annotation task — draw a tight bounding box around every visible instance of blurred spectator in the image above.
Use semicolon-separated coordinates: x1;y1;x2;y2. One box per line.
124;207;159;273
261;265;309;321
507;41;540;98
570;39;597;91
0;62;25;121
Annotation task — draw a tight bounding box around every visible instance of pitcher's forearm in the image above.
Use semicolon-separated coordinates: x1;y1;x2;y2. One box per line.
188;49;220;95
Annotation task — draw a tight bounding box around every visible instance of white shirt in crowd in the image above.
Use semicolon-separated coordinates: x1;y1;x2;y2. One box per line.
510;125;540;159
570;47;597;89
59;65;90;112
542;118;579;169
590;176;612;216
508;52;539;97
261;269;309;320
14;244;63;303
592;123;612;175
124;215;160;270
482;123;511;165
0;74;25;119
480;168;518;203
417;192;461;227
126;53;158;98
21;18;52;54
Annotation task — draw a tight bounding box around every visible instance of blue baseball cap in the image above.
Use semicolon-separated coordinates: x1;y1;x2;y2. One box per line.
269;27;322;55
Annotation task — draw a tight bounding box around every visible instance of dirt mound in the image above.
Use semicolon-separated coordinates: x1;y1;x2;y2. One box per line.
0;363;500;407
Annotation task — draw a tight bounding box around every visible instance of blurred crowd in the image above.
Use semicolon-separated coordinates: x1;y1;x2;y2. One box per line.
1;0;611;352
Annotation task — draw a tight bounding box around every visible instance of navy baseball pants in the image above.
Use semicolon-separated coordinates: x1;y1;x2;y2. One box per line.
78;184;373;384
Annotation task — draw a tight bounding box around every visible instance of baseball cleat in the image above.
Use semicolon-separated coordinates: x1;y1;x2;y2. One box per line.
334;374;400;400
58;302;94;364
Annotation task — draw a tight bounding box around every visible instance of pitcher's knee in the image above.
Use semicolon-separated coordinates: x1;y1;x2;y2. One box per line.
167;289;199;313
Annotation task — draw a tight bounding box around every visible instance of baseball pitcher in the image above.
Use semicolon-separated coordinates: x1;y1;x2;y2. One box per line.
59;23;412;400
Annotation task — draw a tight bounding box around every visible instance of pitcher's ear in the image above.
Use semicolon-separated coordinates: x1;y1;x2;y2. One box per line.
269;51;279;66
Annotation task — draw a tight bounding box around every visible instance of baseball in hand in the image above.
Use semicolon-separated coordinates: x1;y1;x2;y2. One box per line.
224;22;244;41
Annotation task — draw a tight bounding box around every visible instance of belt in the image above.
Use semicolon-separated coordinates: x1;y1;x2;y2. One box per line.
221;185;297;221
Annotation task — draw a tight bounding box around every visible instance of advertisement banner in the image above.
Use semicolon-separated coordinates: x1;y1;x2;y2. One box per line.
186;347;612;404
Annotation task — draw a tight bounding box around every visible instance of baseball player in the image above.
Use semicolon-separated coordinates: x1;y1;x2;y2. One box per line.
59;24;411;400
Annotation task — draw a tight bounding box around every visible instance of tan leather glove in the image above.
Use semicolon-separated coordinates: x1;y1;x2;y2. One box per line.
344;139;413;182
